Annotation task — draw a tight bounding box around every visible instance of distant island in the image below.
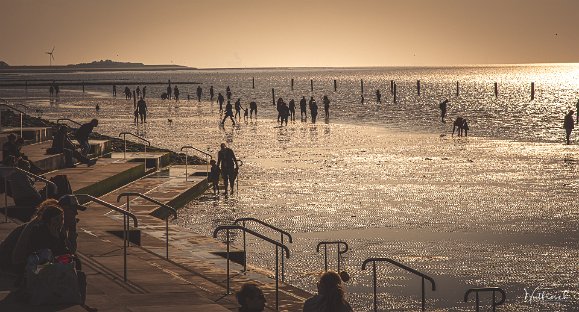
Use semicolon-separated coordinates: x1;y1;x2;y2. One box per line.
0;59;193;73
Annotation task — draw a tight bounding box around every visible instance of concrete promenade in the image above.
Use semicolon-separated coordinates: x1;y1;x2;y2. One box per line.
0;128;311;311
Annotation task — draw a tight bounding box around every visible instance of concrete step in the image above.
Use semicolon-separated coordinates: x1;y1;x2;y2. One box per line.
110;152;171;171
0;127;53;144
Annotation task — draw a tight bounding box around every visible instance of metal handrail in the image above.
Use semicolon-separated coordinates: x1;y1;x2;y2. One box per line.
0;103;27;135
362;257;436;312
14;103;29;112
464;287;506;312
74;194;138;283
180;145;212;181
213;225;290;311
119;132;151;165
56;118;82;127
117;192;176;260
0;166;57;222
234;217;292;282
316;241;349;273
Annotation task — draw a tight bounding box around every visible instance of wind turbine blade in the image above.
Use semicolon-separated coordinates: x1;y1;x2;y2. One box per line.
51;46;55;53
51;54;55;60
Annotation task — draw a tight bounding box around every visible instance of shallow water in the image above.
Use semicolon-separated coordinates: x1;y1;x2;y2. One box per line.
1;66;579;310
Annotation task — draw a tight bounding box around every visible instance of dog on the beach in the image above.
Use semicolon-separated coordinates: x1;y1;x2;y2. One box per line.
452;117;469;137
161;92;168;100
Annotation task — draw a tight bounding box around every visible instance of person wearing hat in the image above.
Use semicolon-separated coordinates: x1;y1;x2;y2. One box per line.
58;195;87;253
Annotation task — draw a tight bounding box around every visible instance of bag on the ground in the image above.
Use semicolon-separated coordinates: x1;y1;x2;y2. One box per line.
25;254;82;305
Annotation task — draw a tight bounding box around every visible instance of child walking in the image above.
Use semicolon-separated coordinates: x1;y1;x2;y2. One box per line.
208;159;220;194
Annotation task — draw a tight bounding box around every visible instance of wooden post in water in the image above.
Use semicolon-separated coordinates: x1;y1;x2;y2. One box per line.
393;83;397;103
82;81;85;93
417;80;421;96
456;81;460;97
531;82;535;100
310;79;314;92
252;77;255;89
390;80;394;94
494;82;498;97
360;79;364;95
291;78;294;91
272;88;275;106
334;79;337;92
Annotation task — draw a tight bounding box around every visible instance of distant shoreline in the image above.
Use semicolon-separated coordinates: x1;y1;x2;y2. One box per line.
0;65;194;74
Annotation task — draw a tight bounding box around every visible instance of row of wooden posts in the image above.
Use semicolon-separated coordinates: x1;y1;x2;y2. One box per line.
263;78;536;105
20;77;536;102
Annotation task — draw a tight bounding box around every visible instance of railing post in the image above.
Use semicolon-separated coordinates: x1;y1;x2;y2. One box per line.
281;234;285;282
422;277;426;311
275;246;279;311
4;177;7;222
242;220;247;272
324;244;328;271
337;244;341;273
124;197;129;282
372;261;377;312
123;134;126;159
20;113;23;138
476;291;480;312
226;229;231;294
165;217;169;259
185;153;188;181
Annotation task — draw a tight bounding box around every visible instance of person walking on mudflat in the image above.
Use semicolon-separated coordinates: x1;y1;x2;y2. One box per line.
564;110;574;145
221;101;236;126
217;143;239;195
218;93;225;113
439;99;449;122
575;99;579;125
323;95;330;119
300;96;307;120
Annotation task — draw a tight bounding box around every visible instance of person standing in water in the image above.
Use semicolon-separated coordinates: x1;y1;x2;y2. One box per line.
217;143;239;195
218;93;225;113
310;98;318;124
300;96;307;120
323;95;330;119
376;89;381;103
288;99;296;122
197;86;203;102
439;99;449;123
221;101;236;125
564;110;574;145
210;86;214;101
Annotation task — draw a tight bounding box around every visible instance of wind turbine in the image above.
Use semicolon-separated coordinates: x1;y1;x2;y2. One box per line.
45;47;55;66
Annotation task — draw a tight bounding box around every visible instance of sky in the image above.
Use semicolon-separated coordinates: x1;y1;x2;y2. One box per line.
1;0;578;68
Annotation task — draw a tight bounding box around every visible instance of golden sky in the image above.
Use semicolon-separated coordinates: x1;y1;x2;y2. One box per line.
1;0;578;67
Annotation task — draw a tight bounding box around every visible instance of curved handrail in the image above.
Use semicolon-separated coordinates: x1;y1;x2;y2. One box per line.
234;217;293;243
117;192;177;260
181;145;212;159
10;166;58;194
213;225;290;257
119;132;151;146
0;103;27;115
75;194;138;227
74;194;138;283
316;241;348;254
317;241;349;274
116;192;177;219
362;257;436;312
213;224;290;311
464;287;506;311
56;118;82;127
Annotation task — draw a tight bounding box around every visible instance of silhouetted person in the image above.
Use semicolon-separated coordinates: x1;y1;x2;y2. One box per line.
208;159;220;195
133;90;138;124
243;107;249;121
174;86;180;102
54;85;60;97
276;97;284;122
303;271;353;312
323;95;330;119
3;134;42;174
249;101;257;119
76;119;98;155
142;86;146;99
49;86;54;97
576;100;579;125
210;85;214;101
300;96;307;120
234;98;242;120
112;85;117;97
376;89;381;103
236;283;266;312
310;98;318;124
280;102;289;126
564;110;574;145
462;119;469;137
226;86;232;100
125;87;131;100
217;143;238;195
167;85;172;100
452;117;464;137
197;86;202;102
95;104;100;112
221;101;236;125
218;93;225;113
136;86;141;99
137;97;148;124
51;125;93;167
439;99;449;122
288;99;296;121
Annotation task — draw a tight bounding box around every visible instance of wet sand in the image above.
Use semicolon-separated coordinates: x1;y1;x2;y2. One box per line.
4;88;579;311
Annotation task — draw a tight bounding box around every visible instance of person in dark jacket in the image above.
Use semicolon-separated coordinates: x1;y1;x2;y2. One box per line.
564;110;574;145
51;125;93;167
217;143;238;195
76;119;98;155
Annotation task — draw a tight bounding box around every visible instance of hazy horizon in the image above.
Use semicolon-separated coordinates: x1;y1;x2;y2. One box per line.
1;0;578;68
